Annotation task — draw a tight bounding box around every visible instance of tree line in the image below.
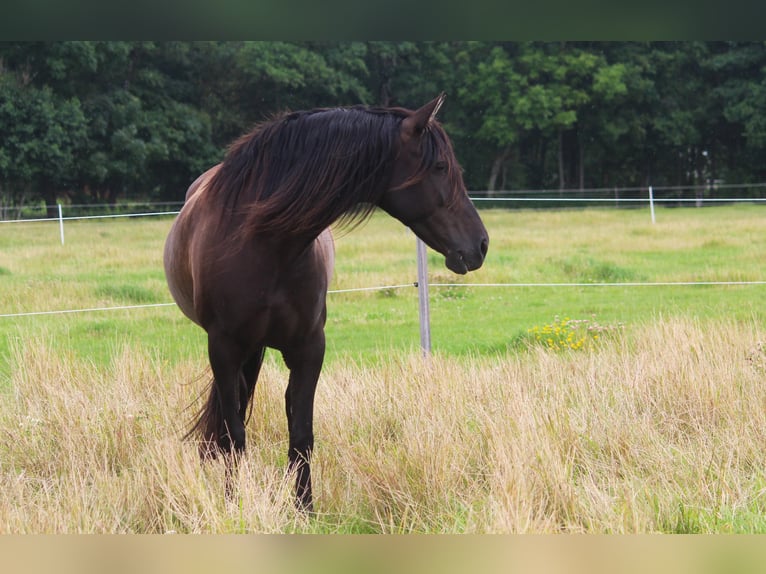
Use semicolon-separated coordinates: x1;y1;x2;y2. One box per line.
1;41;765;217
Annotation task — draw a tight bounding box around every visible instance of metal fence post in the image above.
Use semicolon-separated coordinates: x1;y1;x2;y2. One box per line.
416;237;431;357
58;203;65;245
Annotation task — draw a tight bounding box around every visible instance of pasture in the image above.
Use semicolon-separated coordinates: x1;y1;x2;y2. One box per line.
1;205;765;532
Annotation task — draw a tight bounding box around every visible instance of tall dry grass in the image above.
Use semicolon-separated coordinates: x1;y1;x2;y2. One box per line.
2;317;766;533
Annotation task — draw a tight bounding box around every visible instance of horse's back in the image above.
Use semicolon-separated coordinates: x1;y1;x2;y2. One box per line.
185;164;220;203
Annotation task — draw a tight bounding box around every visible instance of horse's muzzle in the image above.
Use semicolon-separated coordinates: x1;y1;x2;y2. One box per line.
445;237;488;274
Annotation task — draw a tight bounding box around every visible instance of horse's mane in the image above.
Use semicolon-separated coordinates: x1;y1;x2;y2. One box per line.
202;104;462;238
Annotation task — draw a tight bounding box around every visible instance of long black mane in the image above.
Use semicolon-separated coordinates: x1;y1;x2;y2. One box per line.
202;104;463;238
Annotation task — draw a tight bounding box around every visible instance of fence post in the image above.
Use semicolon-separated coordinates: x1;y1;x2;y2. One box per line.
416;237;431;357
58;203;65;245
648;186;656;224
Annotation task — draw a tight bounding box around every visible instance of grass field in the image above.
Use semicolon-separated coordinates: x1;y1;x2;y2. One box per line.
1;205;764;368
1;205;765;532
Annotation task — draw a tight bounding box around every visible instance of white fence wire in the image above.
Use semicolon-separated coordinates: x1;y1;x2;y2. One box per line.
2;281;765;320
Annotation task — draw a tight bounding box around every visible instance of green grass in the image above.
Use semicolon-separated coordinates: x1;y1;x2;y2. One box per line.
331;204;766;359
1;205;765;378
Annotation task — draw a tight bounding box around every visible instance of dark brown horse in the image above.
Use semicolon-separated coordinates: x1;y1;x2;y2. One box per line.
163;94;488;511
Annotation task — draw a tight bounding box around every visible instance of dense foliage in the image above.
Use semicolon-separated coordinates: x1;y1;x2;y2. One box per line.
1;41;765;213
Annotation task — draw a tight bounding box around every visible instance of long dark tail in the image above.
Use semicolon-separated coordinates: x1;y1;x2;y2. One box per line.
184;376;224;459
184;371;258;459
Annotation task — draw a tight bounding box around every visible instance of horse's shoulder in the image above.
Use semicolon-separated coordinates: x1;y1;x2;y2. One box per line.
316;228;335;284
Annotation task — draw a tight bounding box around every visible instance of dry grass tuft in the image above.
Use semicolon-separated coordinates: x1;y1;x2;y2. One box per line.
2;318;766;532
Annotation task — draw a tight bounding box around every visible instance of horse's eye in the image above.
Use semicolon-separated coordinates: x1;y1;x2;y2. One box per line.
434;161;448;173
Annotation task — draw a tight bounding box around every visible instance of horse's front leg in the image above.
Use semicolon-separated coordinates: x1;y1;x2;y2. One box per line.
282;330;325;513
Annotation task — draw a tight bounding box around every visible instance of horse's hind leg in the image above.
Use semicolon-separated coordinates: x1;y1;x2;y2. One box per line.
282;330;325;512
204;332;248;455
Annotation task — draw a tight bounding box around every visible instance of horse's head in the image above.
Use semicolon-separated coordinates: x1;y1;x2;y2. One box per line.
379;94;489;275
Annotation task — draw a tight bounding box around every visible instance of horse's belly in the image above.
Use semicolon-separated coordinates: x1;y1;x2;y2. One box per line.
164;164;221;326
163;216;201;325
165;214;336;348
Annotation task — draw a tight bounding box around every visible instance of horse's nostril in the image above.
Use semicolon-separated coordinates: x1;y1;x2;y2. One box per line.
480;237;489;257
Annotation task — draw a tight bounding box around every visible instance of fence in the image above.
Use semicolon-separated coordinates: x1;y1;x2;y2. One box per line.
2;189;765;355
3;182;766;221
0;201;185;222
3;271;765;355
0;203;183;245
3;184;766;245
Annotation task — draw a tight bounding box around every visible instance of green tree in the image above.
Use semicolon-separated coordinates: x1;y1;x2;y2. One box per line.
0;77;87;217
0;42;219;206
3;41;766;209
73;42;217;203
452;42;617;192
706;41;766;184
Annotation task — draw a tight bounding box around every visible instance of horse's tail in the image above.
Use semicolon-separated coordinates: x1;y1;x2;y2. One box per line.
185;376;224;459
185;372;257;459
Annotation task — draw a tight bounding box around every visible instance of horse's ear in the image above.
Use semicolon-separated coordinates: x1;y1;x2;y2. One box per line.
401;92;446;139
